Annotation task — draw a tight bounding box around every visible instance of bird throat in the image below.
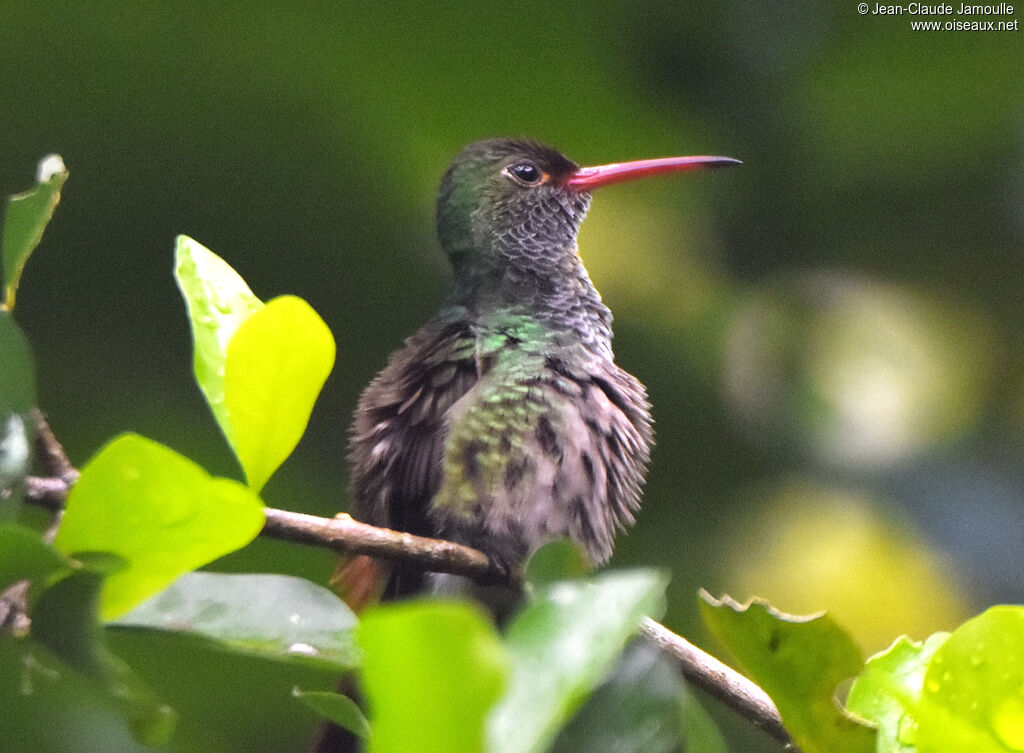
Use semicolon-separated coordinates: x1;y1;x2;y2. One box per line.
447;242;615;359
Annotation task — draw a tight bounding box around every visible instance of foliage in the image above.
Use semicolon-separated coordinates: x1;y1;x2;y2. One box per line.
2;158;1022;753
700;593;875;753
703;595;1024;753
848;607;1024;753
54;433;265;620
1;155;66;311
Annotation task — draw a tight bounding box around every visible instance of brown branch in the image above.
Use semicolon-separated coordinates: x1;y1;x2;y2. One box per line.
32;408;78;483
641;617;794;747
262;508;504;583
1;413;69;632
21;420;794;749
24;472;793;748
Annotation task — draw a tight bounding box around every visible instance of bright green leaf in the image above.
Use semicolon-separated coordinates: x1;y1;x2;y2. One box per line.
699;593;875;753
294;688;371;739
359;600;507;753
917;605;1024;753
174;234;263;444
488;569;668;753
31;567;176;746
223;294;335;491
54;433;265;620
849;608;1024;753
2;155;67;311
551;640;689;753
847;632;949;753
0;523;68;593
112;572;359;669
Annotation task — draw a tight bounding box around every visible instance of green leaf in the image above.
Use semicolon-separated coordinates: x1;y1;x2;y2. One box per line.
2;155;68;310
916;605;1024;753
524;539;591;587
31;566;176;746
848;608;1024;753
550;640;691;753
174;234;263;444
112;572;359;669
359;600;507;753
678;681;730;753
174;239;334;490
699;592;875;753
0;311;35;417
847;632;949;752
488;569;669;753
0;523;68;593
223;294;335;491
294;688;371;739
53;433;265;620
0;311;36;518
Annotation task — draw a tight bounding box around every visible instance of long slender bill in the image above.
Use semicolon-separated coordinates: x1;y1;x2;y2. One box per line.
568;155;741;191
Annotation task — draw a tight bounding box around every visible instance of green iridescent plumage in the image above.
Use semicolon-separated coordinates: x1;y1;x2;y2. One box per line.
340;139;652;601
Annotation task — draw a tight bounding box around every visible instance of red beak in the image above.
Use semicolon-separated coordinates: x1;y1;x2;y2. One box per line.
567;155;741;191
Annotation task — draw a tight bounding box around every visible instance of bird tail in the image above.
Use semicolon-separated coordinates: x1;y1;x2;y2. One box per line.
330;554;390;613
308;557;389;753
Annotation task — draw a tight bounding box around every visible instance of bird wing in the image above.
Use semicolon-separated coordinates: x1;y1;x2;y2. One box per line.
336;319;479;604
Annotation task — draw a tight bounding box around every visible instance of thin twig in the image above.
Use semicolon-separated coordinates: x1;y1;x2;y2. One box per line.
1;414;71;632
23;476;68;512
641;617;795;748
23;468;793;748
32;409;78;483
262;508;504;582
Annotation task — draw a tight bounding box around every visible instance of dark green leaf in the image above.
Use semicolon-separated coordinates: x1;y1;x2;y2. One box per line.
223;294;335;491
33;568;111;672
488;569;668;753
0;634;155;753
0;311;35;417
0;311;35;518
1;155;67;310
359;600;507;753
54;433;265;620
31;567;176;746
678;681;730;753
699;592;875;753
0;523;68;593
524;539;591;587
550;640;688;753
112;572;359;669
294;688;371;739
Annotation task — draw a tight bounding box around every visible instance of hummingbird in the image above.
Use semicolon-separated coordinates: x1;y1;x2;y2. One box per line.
335;138;738;611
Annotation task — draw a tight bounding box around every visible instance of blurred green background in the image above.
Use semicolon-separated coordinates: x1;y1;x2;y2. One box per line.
2;1;1022;751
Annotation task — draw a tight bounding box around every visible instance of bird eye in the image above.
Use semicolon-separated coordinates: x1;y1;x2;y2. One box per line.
505;162;545;186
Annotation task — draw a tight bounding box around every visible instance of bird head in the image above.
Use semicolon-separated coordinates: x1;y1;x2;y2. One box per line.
436;138;739;298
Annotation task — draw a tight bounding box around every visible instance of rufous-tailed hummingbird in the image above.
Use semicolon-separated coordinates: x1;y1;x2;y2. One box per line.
334;138;738;612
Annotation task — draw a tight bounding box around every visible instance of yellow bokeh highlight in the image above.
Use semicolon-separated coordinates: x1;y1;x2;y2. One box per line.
723;478;971;653
576;190;728;332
